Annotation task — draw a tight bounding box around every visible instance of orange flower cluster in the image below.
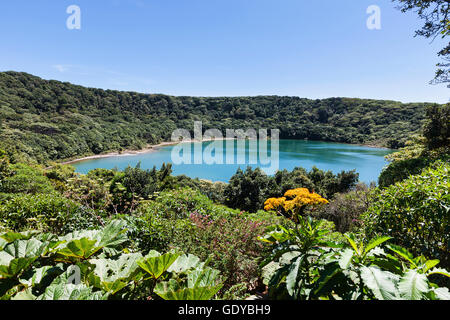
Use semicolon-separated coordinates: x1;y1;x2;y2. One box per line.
264;197;287;211
264;188;328;213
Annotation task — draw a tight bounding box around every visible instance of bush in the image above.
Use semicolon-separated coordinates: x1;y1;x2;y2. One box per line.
224;166;359;213
0;193;102;234
120;188;274;295
378;157;430;188
180;212;269;293
363;160;450;267
423;104;450;150
0;163;54;195
317;183;373;233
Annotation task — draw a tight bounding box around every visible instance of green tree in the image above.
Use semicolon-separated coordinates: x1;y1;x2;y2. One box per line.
393;0;449;86
423;104;450;149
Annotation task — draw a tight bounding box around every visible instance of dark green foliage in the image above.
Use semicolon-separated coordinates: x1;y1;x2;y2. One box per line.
109;163;175;213
224;166;359;213
0;193;102;234
364;160;450;268
116;188;278;295
0;150;10;190
423;104;450;149
379;104;449;188
378;157;431;188
0;72;431;164
224;167;273;213
0;163;54;195
393;0;449;86
317;183;373;233
0;222;224;300
261;218;450;300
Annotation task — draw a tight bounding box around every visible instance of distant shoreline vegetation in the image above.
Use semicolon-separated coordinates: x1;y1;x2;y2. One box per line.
0;71;434;165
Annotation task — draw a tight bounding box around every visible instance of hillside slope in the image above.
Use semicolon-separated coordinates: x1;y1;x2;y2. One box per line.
0;71;434;164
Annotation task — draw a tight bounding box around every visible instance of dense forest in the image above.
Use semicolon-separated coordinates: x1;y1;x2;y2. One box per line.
0;71;434;164
0;100;448;300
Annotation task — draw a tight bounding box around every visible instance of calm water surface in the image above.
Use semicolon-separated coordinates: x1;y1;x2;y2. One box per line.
73;140;394;184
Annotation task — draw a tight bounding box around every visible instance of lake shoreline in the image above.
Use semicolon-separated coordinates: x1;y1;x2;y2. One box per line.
51;138;393;169
54;137;238;167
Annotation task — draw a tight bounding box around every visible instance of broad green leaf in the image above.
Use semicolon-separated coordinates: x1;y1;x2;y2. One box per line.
187;267;222;289
11;289;36;300
155;284;223;300
89;253;142;294
97;220;128;248
423;260;440;273
427;268;450;278
313;263;343;297
2;238;46;259
364;236;392;255
398;270;429;300
56;221;128;252
0;238;7;251
387;244;416;267
0;231;40;243
338;249;354;269
285;256;303;297
19;265;62;288
137;251;180;280
56;238;102;261
167;254;202;274
360;266;399;300
155;267;223;300
38;283;108;300
0;258;38;279
344;234;360;256
430;287;450;300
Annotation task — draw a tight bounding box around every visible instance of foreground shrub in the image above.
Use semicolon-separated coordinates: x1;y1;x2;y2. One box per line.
0;193;102;234
123;188;275;296
181;212;269;293
0;221;224;300
317;183;373;233
0;163;54;195
364;161;449;268
260;216;450;300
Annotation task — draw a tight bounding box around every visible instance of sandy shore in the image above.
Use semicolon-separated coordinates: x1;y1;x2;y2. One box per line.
56;137;238;166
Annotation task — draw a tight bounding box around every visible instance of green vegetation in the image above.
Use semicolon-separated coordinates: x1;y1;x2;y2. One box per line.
393;0;449;86
0;94;448;300
365;161;450;268
0;71;435;164
0;73;450;300
0;3;449;299
0;221;224;300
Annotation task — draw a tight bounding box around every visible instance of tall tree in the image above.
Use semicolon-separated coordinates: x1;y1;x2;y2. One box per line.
393;0;449;87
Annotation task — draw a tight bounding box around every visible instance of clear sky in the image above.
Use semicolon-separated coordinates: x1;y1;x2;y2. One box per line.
0;0;448;103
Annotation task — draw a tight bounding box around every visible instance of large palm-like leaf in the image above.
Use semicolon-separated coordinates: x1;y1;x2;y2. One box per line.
137;250;180;280
89;253;143;294
0;239;46;279
360;266;399;300
155;267;223;300
398;270;429;300
56;238;102;261
38;283;108;300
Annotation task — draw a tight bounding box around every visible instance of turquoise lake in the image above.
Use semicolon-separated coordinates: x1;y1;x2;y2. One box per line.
73;140;394;184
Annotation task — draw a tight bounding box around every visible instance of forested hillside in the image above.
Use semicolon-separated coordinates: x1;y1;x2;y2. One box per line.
0;71;433;164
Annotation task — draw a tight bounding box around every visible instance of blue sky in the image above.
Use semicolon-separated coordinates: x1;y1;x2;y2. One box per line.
0;0;448;103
